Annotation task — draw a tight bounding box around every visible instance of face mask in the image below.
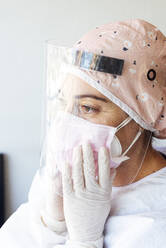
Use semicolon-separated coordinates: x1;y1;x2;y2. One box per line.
47;111;142;176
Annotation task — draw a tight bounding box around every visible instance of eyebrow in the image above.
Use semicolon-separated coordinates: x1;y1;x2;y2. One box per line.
74;94;108;103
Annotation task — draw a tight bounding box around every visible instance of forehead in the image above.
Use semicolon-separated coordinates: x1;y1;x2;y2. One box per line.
62;73;109;101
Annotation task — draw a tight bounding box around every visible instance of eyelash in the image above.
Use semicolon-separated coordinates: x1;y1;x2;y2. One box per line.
56;97;100;114
78;104;99;114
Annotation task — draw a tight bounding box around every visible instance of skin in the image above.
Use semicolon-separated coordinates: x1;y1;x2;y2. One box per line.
58;74;166;186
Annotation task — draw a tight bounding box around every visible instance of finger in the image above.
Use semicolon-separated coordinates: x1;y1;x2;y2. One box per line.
45;172;62;198
61;162;73;195
110;168;117;183
82;142;96;190
45;189;64;221
98;147;111;189
72;145;84;192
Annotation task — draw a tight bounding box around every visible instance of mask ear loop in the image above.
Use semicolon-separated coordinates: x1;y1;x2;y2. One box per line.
115;117;143;157
116;116;132;131
122;127;143;156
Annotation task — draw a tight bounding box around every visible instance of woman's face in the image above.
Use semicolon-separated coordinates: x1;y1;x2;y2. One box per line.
60;74;128;127
59;73;145;186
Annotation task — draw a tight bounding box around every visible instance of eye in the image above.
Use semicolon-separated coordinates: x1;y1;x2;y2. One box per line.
79;104;99;114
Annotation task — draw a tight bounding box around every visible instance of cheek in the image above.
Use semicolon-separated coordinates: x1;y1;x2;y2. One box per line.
87;112;119;126
102;103;128;126
99;110;127;127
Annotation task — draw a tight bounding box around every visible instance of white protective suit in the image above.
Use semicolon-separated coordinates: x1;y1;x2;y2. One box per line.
0;159;166;248
2;19;166;248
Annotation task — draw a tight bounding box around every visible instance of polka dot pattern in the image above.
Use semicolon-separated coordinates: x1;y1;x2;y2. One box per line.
73;19;166;137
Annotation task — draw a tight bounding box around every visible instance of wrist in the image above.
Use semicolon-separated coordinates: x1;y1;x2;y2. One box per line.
65;236;104;248
41;209;67;234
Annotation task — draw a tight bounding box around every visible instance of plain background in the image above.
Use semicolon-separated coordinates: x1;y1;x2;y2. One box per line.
0;0;166;219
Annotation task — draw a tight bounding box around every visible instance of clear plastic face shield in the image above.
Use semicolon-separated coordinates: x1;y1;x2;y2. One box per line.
41;41;152;194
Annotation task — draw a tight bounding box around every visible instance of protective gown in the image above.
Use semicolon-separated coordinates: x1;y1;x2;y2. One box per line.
0;162;166;248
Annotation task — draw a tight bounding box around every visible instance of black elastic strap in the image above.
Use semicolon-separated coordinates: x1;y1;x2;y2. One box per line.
73;50;124;76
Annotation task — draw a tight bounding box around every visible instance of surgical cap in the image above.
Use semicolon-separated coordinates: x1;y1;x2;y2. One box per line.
72;19;166;138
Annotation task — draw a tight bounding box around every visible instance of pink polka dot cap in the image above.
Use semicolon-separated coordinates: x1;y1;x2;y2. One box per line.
72;19;166;138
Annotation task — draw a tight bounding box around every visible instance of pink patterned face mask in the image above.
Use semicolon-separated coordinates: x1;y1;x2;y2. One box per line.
47;111;142;177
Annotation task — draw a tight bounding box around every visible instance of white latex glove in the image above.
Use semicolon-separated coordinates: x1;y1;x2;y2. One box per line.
61;142;116;248
41;152;67;234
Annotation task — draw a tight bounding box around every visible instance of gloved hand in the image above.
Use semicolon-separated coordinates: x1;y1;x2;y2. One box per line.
61;142;116;248
40;147;67;234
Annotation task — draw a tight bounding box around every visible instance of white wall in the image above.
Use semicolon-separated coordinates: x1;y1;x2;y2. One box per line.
0;0;166;219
